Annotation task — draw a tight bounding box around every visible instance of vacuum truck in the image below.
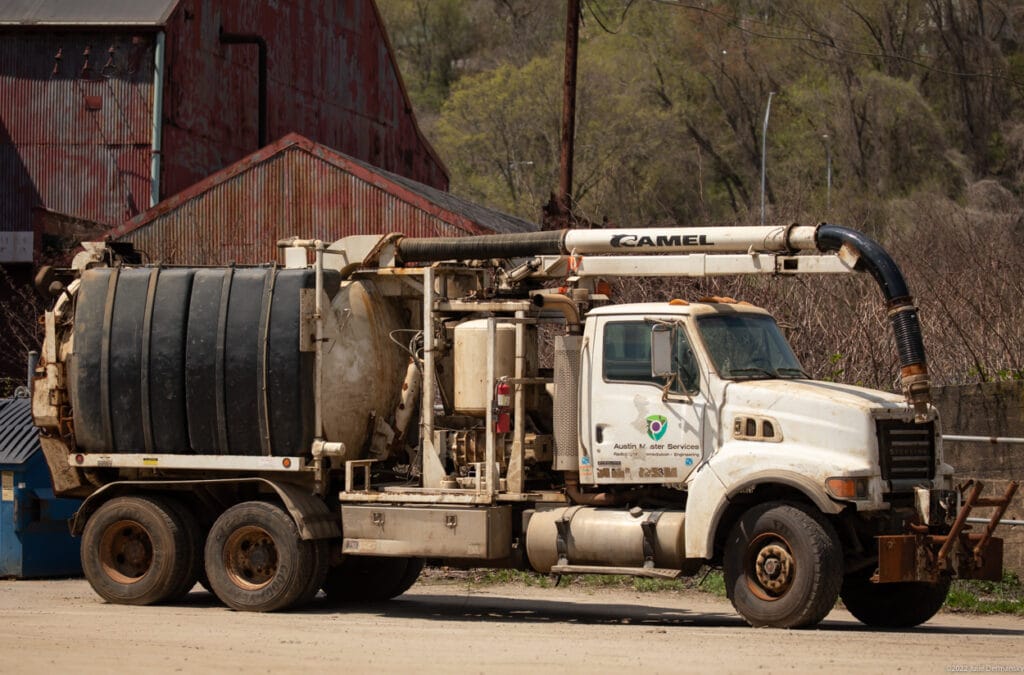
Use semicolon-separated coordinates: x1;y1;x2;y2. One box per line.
30;223;1017;628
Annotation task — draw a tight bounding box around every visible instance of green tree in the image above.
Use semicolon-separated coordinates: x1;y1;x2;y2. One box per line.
377;0;480;113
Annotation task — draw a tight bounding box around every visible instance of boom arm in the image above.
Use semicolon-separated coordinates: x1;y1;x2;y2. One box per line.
319;223;931;420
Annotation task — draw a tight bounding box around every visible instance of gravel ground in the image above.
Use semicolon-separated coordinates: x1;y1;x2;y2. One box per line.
1;577;1022;674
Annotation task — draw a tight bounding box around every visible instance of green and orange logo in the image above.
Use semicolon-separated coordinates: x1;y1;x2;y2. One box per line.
646;415;668;441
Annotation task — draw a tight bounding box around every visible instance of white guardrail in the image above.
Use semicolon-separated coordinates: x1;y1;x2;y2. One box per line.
944;435;1024;527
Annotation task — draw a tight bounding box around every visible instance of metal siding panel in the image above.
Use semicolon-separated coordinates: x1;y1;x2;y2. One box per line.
13;140;151;226
0;31;153;144
0;31;154;230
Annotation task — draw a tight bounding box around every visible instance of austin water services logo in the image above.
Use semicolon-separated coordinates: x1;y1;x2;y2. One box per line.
646;415;668;441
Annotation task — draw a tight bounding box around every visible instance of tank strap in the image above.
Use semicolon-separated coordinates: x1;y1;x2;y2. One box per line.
641;511;664;569
555;505;586;567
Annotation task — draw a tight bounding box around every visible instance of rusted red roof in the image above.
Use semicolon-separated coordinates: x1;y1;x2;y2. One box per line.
108;133;536;265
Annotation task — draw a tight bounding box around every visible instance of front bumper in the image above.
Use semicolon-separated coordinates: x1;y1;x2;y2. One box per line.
876;480;1018;583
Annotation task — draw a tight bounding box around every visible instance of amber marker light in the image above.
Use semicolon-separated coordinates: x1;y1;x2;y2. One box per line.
825;477;868;500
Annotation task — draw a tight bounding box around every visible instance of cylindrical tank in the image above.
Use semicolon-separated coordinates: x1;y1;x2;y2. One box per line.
319;280;408;461
453;319;537;416
65;267;406;460
525;507;686;573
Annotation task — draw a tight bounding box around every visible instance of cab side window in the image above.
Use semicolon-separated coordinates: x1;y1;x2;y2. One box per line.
603;322;700;394
603;322;656;383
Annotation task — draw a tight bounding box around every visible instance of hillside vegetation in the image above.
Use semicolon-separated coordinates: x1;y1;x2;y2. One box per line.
380;0;1024;389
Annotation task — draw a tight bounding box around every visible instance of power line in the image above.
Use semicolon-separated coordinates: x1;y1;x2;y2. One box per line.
584;0;639;35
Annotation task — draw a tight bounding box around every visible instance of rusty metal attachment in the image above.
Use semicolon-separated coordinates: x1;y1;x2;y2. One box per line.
877;479;1019;583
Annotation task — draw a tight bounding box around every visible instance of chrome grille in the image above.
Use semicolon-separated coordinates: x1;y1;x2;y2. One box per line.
876;419;936;482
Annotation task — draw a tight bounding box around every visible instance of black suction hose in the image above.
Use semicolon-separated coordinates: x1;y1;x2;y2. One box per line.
395;230;567;263
816;224;931;420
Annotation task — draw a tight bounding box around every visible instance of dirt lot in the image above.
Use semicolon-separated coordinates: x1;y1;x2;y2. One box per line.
1;578;1022;674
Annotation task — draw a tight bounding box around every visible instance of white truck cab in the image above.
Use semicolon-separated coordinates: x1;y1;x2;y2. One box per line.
582;298;951;562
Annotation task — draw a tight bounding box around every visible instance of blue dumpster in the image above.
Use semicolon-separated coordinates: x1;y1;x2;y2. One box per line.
0;397;82;578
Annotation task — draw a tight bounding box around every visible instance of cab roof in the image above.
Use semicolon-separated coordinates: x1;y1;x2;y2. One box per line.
587;298;771;318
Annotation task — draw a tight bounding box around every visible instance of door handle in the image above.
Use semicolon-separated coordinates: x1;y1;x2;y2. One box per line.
595;425;604;443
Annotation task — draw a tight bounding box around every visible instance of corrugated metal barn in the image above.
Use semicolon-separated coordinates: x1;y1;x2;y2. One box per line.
0;0;447;263
110;133;536;265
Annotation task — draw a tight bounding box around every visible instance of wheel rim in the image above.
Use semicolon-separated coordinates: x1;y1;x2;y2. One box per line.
99;519;154;584
744;532;796;601
223;525;278;591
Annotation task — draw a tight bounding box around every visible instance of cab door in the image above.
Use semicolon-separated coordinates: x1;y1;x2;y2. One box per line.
584;317;705;485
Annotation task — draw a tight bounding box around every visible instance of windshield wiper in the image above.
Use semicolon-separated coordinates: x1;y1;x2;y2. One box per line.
726;367;775;379
774;367;810;378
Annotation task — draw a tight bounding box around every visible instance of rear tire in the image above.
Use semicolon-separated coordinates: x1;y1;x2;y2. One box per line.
841;572;951;628
323;556;423;603
204;501;316;612
161;496;204;600
81;495;193;605
723;502;842;628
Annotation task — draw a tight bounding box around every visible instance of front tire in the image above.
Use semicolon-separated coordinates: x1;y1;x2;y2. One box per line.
324;556;424;603
204;501;317;612
81;495;193;605
723;502;842;628
841;572;951;628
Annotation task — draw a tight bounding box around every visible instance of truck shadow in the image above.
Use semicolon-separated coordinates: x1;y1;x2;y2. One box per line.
175;590;1024;636
307;592;748;627
372;597;1024;635
819;616;1024;636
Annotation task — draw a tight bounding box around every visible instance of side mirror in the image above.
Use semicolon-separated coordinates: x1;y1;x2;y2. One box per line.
651;325;674;378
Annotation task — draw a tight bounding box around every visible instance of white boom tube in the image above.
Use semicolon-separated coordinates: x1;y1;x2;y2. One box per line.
561;225;819;255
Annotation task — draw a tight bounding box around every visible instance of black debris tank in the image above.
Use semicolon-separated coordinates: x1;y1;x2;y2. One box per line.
149;269;195;453
223;269;271;456
68;268;116;452
184;269;227;453
68;266;339;457
108;268;153;452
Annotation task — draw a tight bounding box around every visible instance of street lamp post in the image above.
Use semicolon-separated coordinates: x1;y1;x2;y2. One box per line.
508;160;534;201
822;133;832;213
760;91;775;226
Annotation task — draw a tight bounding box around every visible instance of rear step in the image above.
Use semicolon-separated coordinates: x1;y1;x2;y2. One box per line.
937;479;1019;572
876;479;1019;583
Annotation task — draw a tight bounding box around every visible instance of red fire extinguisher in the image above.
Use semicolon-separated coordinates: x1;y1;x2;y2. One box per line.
494;378;512;433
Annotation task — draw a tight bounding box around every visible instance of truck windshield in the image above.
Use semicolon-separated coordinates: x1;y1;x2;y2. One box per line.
696;313;806;380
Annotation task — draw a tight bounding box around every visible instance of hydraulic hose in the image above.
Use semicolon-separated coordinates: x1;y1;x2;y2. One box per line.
815;224;931;420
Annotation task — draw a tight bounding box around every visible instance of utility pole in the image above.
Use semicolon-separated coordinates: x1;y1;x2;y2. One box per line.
556;0;581;229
